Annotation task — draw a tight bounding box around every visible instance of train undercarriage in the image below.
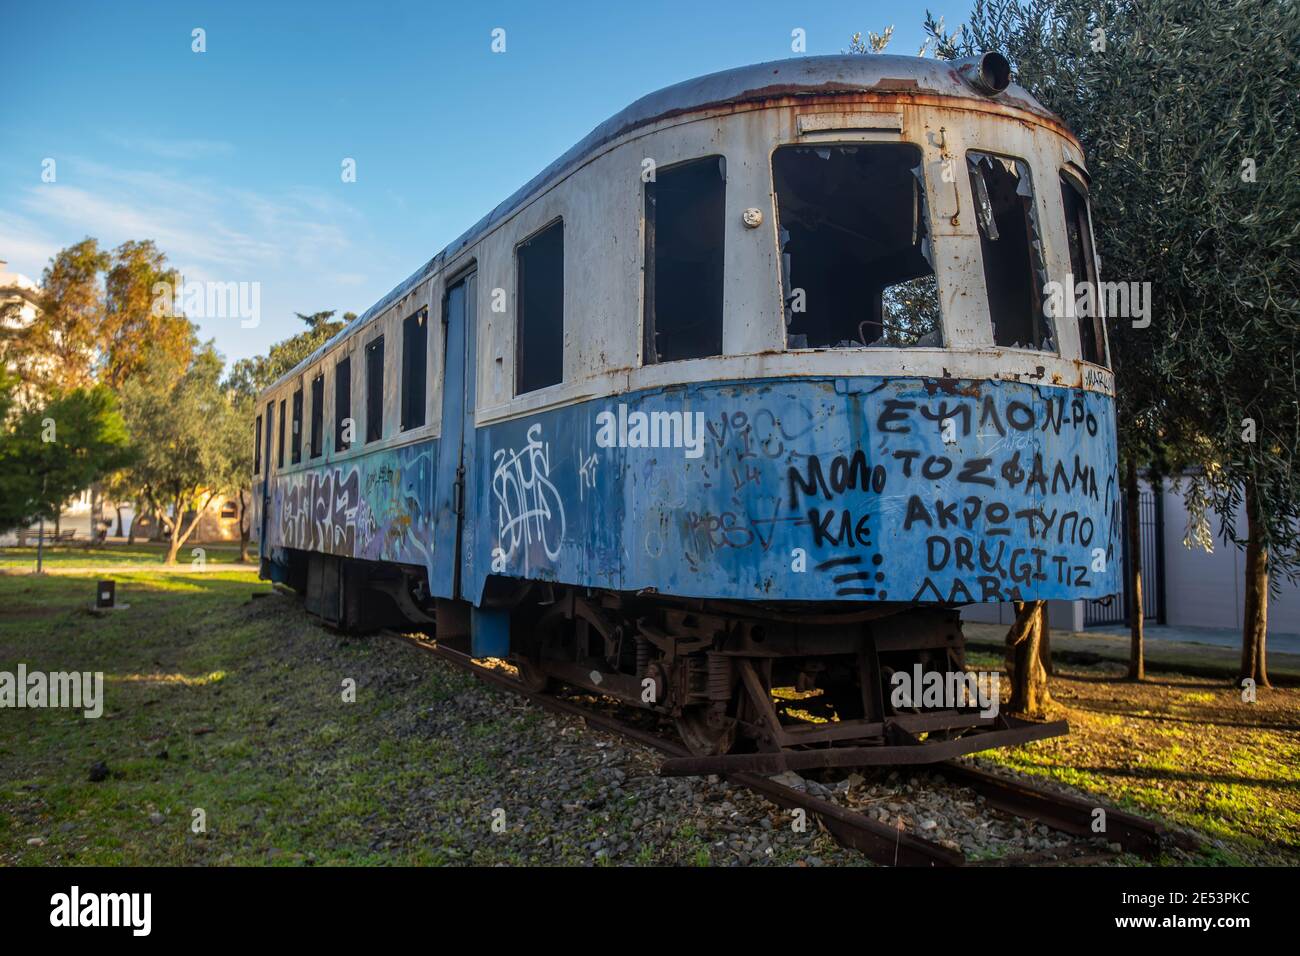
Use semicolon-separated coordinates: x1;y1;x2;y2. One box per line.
505;588;1064;773
275;549;1067;772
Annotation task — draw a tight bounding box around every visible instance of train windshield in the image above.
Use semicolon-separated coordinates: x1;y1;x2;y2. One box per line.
773;144;942;350
967;151;1054;352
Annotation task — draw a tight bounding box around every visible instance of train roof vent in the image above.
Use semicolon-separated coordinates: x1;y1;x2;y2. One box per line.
955;51;1012;96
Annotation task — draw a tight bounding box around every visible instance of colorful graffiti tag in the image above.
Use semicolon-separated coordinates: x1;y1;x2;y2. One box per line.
267;444;435;568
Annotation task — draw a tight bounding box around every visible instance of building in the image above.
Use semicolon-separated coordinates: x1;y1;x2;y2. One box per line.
963;475;1300;636
1;260;45;406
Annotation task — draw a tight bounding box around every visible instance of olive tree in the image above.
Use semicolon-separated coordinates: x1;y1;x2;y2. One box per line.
914;0;1299;689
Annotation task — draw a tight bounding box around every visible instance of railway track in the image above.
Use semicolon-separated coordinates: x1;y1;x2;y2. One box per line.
382;629;1194;867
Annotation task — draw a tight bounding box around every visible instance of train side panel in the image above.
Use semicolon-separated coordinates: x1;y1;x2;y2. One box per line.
467;375;1120;606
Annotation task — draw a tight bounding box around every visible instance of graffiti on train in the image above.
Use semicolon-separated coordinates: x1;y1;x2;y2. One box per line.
491;423;566;572
270;447;434;566
472;376;1119;603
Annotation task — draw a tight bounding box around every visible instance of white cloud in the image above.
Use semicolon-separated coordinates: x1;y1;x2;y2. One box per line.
102;133;237;161
0;156;393;361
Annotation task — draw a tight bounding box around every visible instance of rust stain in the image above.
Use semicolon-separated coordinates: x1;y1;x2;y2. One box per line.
924;371;983;397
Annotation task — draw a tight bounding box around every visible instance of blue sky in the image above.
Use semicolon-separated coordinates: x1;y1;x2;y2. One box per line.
0;0;963;365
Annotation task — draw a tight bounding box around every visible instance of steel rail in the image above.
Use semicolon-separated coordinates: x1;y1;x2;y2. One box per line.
379;629;1185;867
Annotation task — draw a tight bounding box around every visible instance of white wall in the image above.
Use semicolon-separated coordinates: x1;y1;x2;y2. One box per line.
960;478;1300;637
1160;477;1300;636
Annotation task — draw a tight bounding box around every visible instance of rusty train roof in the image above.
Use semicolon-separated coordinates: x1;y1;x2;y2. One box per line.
265;54;1065;395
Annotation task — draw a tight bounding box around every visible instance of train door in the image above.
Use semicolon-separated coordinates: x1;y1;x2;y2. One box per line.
258;399;274;563
429;271;475;598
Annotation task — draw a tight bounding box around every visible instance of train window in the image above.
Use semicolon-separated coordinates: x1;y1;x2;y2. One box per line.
253;414;262;475
365;336;384;443
643;156;725;363
967;152;1054;351
516;219;564;394
265;400;274;470
277;399;286;468
291;387;303;465
772;144;941;349
335;356;352;452
309;372;325;458
1061;173;1108;366
401;308;428;430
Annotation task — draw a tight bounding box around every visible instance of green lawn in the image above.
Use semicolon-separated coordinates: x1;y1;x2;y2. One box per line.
0;542;247;570
0;570;497;864
2;571;738;866
4;570;1294;866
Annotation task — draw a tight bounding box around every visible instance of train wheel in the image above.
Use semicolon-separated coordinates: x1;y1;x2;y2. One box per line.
675;706;738;756
514;604;570;694
515;654;554;693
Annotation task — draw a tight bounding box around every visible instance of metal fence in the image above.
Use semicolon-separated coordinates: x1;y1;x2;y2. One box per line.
1084;485;1164;627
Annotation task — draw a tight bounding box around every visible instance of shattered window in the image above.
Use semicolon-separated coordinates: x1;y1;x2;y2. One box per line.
772;144;941;349
644;156;725;363
967;151;1053;351
1061;173;1108;367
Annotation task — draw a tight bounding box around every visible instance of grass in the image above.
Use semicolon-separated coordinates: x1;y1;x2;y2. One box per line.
967;661;1300;865
3;568;1295;866
0;569;512;864
0;542;246;570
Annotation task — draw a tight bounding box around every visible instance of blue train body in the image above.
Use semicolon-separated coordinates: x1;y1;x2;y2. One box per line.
261;375;1118;652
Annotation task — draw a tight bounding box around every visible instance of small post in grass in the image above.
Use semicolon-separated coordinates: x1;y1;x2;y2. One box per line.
96;580;117;610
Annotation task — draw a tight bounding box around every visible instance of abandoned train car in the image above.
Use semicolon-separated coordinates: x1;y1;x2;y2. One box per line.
254;53;1119;767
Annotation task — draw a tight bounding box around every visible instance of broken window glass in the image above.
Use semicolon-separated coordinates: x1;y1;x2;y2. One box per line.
1060;173;1108;367
967;151;1054;351
644;156;725;363
772;144;942;349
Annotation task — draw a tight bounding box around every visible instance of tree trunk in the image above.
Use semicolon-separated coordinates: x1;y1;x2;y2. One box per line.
165;491;217;565
1240;478;1271;688
114;505;124;537
1039;602;1054;676
1125;459;1145;681
165;495;185;564
90;483;104;541
1005;600;1052;718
